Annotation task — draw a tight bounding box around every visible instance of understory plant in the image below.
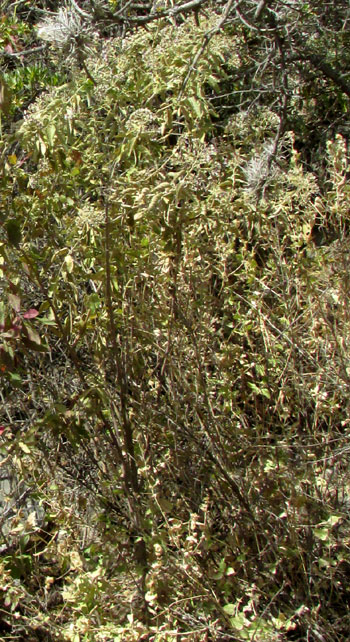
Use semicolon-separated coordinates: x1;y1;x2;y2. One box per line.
0;10;350;642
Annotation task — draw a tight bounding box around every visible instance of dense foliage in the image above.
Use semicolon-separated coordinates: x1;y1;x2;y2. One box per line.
1;1;350;640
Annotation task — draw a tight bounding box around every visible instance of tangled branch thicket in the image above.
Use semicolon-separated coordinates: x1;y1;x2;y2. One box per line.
0;1;350;641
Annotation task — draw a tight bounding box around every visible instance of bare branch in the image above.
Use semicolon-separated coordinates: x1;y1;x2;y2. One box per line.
126;0;210;24
70;0;91;19
254;0;272;21
179;0;239;96
1;44;46;58
304;51;350;99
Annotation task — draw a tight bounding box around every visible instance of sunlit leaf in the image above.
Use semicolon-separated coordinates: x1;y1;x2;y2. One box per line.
18;441;30;454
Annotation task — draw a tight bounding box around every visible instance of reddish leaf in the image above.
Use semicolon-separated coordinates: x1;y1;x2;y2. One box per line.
71;149;82;165
23;308;39;319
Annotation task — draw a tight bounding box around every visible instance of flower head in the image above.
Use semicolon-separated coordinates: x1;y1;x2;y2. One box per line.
37;5;91;54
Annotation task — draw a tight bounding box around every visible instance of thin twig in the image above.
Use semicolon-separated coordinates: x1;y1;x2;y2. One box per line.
70;0;91;19
1;45;46;58
120;0;209;24
254;0;271;20
179;0;239;98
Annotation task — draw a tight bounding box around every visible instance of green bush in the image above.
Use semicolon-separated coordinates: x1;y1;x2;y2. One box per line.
1;10;350;642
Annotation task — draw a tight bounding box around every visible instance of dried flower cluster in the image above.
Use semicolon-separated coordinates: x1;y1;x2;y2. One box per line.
37;4;92;55
244;140;280;194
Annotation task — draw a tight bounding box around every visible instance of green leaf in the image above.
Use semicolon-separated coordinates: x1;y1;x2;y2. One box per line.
45;123;56;146
314;528;329;541
8;293;21;312
207;75;220;92
5;219;22;247
64;254;74;273
8;372;22;387
186;96;203;119
26;325;41;345
326;514;341;527
157;497;173;513
229;613;248;630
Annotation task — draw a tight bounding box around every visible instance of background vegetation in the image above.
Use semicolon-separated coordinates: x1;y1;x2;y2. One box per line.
0;1;350;640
